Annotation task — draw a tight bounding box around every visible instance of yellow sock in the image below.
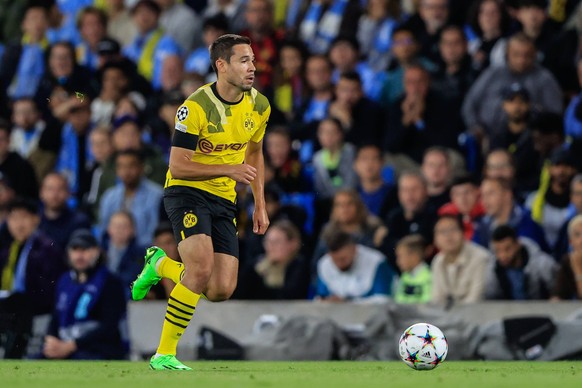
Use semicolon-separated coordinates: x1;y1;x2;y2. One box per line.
157;256;184;284
156;282;200;355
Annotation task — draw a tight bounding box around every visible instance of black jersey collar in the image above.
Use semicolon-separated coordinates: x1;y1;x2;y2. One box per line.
211;82;244;105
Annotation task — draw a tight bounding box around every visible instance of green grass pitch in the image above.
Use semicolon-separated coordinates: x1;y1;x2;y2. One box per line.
0;361;580;388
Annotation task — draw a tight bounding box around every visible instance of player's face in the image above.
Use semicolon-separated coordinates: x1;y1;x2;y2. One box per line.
225;44;256;92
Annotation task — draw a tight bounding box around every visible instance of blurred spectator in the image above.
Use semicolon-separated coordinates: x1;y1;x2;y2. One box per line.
35;42;98;114
0;173;16;224
489;84;540;193
184;14;228;83
314;189;387;263
0;198;65;315
328;71;385;147
265;127;304;193
46;2;81;46
273;39;309;122
0;4;49;100
123;0;181;90
291;54;334;142
329;36;386;102
385;64;464;164
91;62;131;126
102;211;144;299
477;177;549;251
99;117;167;190
393;234;432;304
432;25;477;111
531;112;568;166
315;228;394;302
156;0;201;53
486;224;557;300
421;147;452;211
99;149;163;246
466;0;510;72
552;214;582;300
402;0;450;62
438;175;485;240
382;171;437;266
85;127;114;219
554;174;582;261
483;149;519;193
380;26;437;105
55;98;95;204
236;220;309;300
357;0;401;72
354;144;395;217
462;33;562;146
564;58;582;139
313;118;357;200
432;214;490;305
9;98;47;160
526;149;577;249
489;0;557;68
76;7;108;71
39;173;91;251
297;0;362;55
241;0;285;95
203;0;246;33
104;0;138;47
0;121;39;200
152;221;182;298
43;229;127;360
147;89;184;159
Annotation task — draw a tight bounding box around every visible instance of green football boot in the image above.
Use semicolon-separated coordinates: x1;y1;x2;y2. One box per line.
149;354;192;371
130;246;166;301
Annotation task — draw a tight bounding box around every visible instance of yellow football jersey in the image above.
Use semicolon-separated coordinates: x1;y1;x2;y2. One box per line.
165;83;271;202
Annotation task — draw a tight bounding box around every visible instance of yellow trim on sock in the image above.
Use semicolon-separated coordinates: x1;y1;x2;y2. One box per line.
157;283;200;356
158;257;184;284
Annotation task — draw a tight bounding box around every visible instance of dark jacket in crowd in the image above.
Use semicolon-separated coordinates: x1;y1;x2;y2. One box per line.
0;151;38;199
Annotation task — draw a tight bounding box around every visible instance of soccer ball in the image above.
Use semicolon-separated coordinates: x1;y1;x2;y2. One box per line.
398;323;448;370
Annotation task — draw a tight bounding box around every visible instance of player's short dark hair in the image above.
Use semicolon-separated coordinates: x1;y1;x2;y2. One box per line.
324;227;354;252
492;224;518;242
339;71;362;85
7;197;39;215
435;214;464;232
115;148;145;164
209;34;252;74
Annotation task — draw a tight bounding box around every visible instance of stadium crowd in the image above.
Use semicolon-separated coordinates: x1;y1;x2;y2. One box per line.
2;0;582;359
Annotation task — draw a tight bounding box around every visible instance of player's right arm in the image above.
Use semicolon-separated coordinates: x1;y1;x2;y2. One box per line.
169;101;257;184
168;147;257;184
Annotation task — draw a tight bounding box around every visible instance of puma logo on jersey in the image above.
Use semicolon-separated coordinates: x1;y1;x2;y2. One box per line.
207;122;224;133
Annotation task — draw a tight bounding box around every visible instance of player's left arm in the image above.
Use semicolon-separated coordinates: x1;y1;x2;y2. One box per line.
245;138;269;235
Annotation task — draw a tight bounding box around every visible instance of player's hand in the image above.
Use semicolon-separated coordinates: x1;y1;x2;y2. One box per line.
227;164;257;184
253;206;269;235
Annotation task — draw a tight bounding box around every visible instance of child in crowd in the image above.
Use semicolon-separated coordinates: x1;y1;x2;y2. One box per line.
393;234;432;304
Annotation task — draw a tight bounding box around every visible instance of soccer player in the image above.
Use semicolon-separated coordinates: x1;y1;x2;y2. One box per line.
130;34;270;371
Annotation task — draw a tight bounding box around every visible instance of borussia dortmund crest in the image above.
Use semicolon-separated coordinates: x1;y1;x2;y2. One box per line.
244;113;255;131
183;212;198;228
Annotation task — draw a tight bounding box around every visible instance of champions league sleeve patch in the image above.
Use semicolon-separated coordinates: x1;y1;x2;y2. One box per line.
176;106;189;122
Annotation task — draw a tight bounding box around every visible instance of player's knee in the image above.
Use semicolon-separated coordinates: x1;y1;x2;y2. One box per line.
205;285;235;302
182;264;213;284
